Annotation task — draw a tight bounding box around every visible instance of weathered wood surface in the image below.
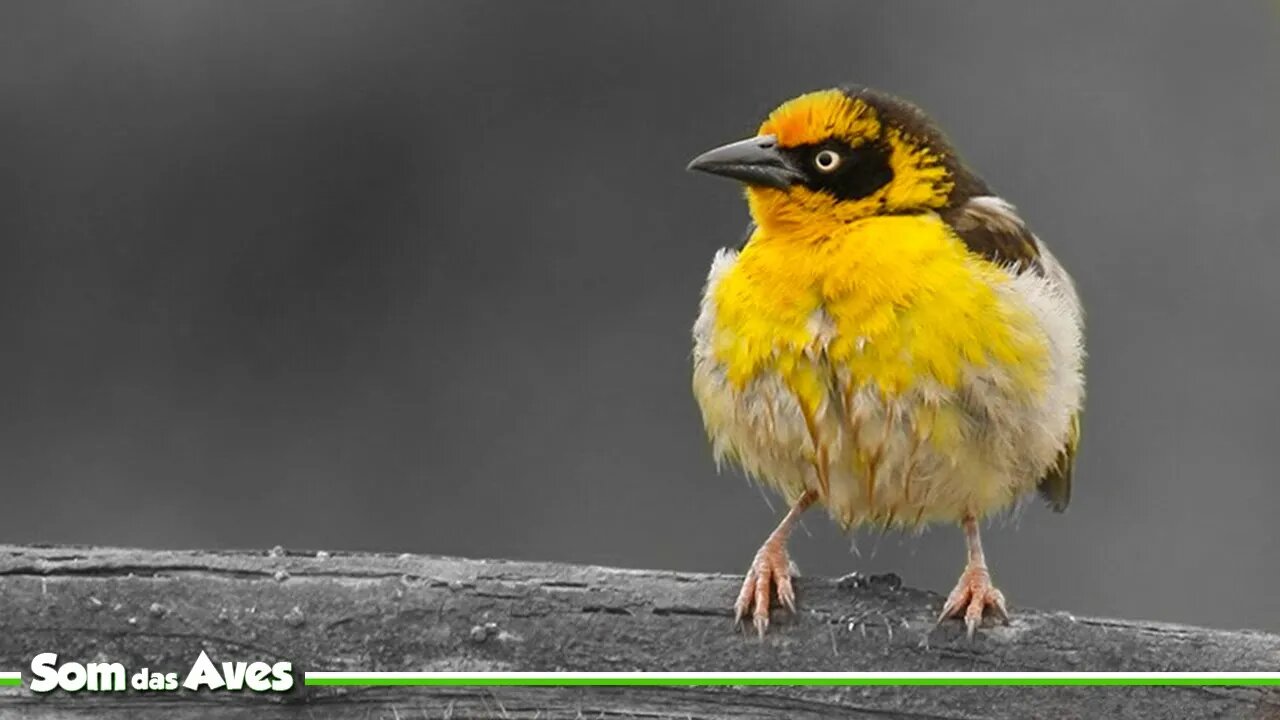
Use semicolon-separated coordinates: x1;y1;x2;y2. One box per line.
0;545;1277;719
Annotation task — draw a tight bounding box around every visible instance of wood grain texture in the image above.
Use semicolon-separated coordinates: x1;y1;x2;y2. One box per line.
0;545;1277;719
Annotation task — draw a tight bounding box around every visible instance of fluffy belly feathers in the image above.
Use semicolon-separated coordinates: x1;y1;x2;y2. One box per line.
692;216;1084;528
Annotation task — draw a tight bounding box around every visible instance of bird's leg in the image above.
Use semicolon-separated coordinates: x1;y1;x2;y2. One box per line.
938;515;1010;638
734;489;817;638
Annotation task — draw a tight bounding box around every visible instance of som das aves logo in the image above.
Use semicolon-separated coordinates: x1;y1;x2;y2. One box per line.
30;651;294;693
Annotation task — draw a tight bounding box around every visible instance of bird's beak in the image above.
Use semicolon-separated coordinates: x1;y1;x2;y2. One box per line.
686;134;803;190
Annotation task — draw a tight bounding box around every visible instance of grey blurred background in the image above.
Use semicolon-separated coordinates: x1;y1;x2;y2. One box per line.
1;1;1277;633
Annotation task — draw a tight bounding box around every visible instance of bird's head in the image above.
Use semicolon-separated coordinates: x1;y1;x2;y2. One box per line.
688;86;987;232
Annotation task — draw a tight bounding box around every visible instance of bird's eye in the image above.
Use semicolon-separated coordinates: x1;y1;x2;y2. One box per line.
813;149;842;173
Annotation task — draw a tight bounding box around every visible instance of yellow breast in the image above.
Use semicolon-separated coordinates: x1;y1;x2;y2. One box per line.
695;212;1059;525
710;213;1046;410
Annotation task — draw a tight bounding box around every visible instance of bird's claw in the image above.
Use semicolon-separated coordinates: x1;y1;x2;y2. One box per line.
937;564;1008;639
733;539;796;638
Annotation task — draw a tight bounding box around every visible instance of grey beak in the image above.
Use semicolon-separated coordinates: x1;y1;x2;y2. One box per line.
686;134;803;190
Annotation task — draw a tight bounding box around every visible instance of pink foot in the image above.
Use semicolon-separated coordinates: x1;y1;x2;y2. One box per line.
733;539;797;637
938;564;1009;639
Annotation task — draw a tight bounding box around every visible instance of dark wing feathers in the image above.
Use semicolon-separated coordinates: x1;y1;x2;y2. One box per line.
1038;414;1079;512
942;197;1044;274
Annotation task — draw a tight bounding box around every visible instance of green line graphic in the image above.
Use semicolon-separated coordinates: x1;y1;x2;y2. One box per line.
303;676;1280;687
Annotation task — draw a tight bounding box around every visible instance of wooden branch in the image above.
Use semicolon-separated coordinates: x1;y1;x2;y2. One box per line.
0;545;1277;719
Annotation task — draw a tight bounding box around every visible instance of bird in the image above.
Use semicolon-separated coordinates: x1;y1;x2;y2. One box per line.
686;85;1084;638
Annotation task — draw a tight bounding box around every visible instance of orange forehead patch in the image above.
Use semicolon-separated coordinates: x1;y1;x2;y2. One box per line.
758;90;881;148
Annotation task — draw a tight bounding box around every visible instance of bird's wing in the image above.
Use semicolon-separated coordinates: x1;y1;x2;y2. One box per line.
944;196;1082;512
942;195;1044;272
1037;412;1079;512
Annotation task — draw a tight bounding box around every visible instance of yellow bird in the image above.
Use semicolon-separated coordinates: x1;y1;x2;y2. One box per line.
687;86;1085;638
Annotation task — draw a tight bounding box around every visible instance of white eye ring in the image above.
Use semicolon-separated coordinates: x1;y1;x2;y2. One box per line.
814;149;841;173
